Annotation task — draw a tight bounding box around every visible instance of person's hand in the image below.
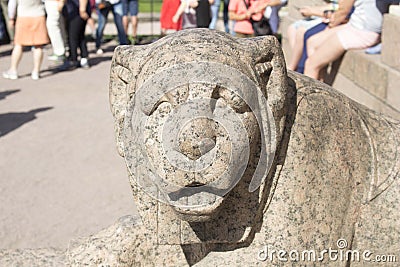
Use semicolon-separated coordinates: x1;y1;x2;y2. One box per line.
188;0;198;8
80;10;89;20
9;18;15;28
244;10;252;19
328;11;348;27
172;14;179;23
322;9;334;23
299;6;313;17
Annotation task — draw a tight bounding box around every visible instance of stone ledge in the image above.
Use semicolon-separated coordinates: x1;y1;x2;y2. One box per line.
382;14;400;71
338;51;388;100
332;72;400;120
334;50;400;118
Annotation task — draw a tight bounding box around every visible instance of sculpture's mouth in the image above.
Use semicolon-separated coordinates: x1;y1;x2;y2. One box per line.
185;182;205;187
170;193;225;222
164;180;226;221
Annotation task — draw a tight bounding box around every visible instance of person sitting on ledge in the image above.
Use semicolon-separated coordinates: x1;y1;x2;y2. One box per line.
303;0;388;82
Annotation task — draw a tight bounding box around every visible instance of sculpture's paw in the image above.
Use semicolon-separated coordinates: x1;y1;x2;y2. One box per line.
66;215;144;266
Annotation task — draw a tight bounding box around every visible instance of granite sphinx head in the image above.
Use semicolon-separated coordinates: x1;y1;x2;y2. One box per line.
109;30;289;224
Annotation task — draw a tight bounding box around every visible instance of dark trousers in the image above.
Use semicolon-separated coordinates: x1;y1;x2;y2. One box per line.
296;23;327;74
67;15;88;62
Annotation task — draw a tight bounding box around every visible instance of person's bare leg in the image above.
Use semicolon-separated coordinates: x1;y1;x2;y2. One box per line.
131;15;137;38
123;16;129;34
306;25;343;58
304;33;345;80
287;24;297;49
287;27;306;71
32;45;44;74
9;44;23;73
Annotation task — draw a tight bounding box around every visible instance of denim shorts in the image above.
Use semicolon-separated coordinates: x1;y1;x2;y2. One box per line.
122;0;138;16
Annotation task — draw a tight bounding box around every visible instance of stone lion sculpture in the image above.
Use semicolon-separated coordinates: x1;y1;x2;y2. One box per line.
1;29;399;266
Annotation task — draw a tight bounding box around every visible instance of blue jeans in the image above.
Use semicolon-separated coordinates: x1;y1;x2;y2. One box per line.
296;23;327;74
209;0;220;30
96;2;128;49
122;0;138;16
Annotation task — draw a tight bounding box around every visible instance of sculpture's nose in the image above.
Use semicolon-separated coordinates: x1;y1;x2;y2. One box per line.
178;118;217;160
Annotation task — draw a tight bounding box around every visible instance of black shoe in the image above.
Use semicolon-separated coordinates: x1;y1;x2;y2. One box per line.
59;60;78;71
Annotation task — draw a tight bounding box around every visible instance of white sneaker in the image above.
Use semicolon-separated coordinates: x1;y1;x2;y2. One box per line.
31;71;40;80
2;70;18;80
80;58;90;69
96;48;104;55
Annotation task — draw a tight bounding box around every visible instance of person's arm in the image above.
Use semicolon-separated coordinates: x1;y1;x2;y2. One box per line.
265;0;284;7
172;1;186;23
79;0;89;20
299;4;332;18
253;0;284;13
228;0;252;21
229;10;251;21
7;0;17;28
328;0;354;27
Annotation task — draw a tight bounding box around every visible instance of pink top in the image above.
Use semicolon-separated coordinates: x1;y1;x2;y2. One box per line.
229;0;268;35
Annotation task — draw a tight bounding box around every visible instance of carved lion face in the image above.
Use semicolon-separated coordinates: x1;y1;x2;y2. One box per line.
110;30;289;222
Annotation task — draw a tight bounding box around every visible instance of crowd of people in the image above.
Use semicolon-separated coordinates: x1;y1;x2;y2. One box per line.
0;0;397;83
160;0;286;36
0;0;137;80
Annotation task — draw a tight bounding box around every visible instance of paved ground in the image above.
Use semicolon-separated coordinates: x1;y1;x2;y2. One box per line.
0;38;139;249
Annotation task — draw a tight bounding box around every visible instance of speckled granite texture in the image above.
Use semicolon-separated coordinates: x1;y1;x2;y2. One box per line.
2;29;399;266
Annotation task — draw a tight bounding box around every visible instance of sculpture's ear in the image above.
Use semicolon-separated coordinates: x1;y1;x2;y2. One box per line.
251;36;289;118
246;36;290;155
109;45;145;156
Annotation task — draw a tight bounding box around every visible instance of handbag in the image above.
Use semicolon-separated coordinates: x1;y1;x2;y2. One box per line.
242;0;272;36
250;16;272;36
182;12;197;29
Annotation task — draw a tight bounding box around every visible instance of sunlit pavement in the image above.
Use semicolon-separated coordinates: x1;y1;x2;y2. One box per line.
0;39;137;249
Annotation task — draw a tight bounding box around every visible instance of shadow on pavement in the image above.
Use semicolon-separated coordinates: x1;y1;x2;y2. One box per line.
0;46;39;57
89;56;113;67
0;89;20;100
0;47;12;57
0;107;53;137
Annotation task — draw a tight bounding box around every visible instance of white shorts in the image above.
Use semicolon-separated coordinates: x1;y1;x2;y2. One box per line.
336;23;380;50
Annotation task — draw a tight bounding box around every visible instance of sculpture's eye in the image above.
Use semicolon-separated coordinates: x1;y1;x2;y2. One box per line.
147;95;170;115
218;87;250;113
146;85;189;115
